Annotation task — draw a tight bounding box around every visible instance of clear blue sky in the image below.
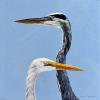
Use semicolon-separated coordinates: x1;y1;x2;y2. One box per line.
0;0;99;100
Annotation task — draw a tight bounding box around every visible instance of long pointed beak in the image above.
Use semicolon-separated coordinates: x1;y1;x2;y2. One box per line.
44;61;84;71
15;16;52;24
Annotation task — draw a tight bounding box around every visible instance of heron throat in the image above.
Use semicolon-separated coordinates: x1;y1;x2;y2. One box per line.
26;67;39;100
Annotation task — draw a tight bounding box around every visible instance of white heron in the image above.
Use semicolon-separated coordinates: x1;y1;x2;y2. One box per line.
25;58;83;100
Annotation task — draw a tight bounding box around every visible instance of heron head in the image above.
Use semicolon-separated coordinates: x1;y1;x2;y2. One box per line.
15;13;70;28
30;58;83;73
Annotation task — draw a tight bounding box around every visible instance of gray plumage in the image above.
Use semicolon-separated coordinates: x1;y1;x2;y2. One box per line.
56;17;79;100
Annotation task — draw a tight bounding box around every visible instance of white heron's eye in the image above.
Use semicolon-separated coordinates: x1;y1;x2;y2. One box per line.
43;61;48;66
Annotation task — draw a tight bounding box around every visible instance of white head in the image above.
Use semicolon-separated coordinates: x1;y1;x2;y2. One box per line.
29;58;83;73
30;58;55;73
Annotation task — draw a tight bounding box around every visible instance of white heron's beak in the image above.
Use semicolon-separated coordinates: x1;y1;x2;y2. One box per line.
44;61;83;71
15;16;53;25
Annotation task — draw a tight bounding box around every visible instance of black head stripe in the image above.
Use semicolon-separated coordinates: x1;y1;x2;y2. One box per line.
51;14;66;20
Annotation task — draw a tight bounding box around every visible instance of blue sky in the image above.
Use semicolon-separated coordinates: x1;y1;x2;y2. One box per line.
0;0;99;100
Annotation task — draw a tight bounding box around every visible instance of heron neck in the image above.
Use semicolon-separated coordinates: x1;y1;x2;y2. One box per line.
26;67;39;100
56;22;79;100
56;22;72;63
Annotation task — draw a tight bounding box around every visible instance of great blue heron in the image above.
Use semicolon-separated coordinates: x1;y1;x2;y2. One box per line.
15;13;81;100
25;58;82;100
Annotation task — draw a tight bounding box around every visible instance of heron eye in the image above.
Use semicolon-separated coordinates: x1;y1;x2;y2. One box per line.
48;16;54;21
43;61;51;66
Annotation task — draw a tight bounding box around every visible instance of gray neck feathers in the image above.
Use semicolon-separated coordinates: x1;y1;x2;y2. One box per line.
56;21;79;100
56;21;72;63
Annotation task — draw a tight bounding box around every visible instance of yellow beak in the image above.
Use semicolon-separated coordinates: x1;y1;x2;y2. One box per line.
44;61;83;71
